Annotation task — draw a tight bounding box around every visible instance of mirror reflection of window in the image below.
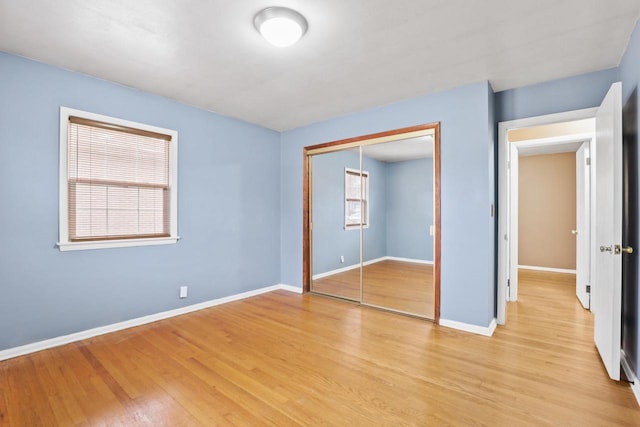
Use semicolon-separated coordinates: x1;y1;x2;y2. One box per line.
344;168;369;229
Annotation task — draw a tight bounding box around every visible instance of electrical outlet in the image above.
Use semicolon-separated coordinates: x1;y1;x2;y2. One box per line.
340;255;345;263
179;286;188;299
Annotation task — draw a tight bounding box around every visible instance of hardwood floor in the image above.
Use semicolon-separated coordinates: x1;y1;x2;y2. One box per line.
2;271;639;426
312;260;434;317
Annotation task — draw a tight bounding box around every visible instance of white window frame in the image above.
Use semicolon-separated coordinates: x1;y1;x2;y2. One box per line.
58;107;179;251
344;167;369;230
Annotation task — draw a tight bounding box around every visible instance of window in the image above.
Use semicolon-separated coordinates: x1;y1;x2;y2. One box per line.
344;168;369;229
58;107;178;251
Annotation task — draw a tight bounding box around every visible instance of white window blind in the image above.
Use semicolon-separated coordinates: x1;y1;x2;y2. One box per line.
345;168;369;228
67;116;171;242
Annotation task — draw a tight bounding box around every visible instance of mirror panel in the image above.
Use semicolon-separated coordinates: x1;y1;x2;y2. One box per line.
362;137;435;318
311;149;361;300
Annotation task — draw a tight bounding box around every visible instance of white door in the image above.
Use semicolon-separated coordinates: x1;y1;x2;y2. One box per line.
575;143;591;309
593;82;623;381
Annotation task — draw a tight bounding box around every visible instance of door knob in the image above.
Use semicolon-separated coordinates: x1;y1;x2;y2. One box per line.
614;244;634;254
600;245;612;253
571;230;578;235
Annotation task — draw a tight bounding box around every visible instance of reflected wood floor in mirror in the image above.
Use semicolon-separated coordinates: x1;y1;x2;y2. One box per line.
3;271;639;425
312;267;361;300
312;260;434;317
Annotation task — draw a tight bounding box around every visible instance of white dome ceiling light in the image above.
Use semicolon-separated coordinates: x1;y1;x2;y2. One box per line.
254;7;308;47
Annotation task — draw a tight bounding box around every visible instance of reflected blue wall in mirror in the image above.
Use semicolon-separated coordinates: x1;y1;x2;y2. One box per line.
312;151;433;276
385;158;434;261
312;151;386;276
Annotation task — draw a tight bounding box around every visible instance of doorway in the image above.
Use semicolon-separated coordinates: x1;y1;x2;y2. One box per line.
497;108;598;324
510;119;595;312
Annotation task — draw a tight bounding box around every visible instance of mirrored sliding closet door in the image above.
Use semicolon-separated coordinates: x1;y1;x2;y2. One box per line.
305;124;440;322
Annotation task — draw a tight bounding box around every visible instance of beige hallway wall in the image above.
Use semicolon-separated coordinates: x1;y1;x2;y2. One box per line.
519;152;576;270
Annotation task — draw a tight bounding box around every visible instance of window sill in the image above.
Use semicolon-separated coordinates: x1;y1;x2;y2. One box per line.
344;225;370;230
57;236;179;252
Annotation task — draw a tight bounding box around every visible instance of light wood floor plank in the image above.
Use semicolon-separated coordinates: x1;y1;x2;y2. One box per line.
1;270;639;425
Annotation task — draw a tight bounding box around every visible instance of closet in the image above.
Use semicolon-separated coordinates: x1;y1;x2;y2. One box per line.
303;124;441;321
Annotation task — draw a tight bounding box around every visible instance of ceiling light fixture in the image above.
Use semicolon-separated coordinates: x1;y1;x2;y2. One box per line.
254;7;308;47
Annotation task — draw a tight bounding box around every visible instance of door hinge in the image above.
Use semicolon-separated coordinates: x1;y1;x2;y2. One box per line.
586;157;591;166
586;284;591;293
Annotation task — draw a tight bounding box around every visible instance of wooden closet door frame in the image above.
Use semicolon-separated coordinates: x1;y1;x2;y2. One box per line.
302;123;441;324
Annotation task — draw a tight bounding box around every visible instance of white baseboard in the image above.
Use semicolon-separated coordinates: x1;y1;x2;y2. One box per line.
312;257;386;280
0;284;301;362
276;284;303;294
312;262;359;280
518;265;576;274
385;256;433;265
440;318;497;337
363;257;387;267
621;349;640;407
313;256;433;279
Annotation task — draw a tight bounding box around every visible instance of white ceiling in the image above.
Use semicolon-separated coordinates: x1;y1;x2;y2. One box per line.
1;1;639;131
361;136;434;162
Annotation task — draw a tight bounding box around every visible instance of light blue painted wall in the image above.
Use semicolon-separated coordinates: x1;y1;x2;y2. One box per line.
620;18;640;382
496;68;620;123
385;158;433;261
0;52;281;351
281;81;496;328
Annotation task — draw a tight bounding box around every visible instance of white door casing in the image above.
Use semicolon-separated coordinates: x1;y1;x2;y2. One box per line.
576;142;591;309
593;82;623;381
508;145;519;302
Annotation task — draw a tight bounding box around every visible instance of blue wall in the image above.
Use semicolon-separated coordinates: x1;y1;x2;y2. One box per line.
385;158;434;261
0;52;282;351
281;81;496;328
620;19;640;382
496;68;620;123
